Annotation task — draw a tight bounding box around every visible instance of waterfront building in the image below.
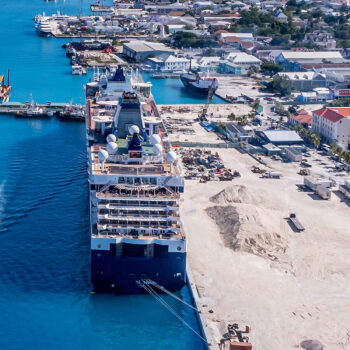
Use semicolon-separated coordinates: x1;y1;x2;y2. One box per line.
218;52;261;74
148;54;190;72
123;41;174;62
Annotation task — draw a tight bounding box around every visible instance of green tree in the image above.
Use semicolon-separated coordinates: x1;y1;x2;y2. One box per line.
268;76;292;96
261;62;283;75
203;48;217;57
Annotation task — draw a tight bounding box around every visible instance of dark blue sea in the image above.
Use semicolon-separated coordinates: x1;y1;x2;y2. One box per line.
0;1;206;349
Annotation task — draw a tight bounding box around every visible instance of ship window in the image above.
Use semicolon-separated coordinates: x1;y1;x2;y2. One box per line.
154;244;168;258
150;178;157;184
122;243;147;258
129;151;142;158
119;177;125;184
109;243;116;256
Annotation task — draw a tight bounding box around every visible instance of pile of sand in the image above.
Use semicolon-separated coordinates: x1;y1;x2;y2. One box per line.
210;185;262;205
206;185;289;263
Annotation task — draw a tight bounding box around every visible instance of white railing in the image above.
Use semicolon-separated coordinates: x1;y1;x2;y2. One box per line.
107;154;163;164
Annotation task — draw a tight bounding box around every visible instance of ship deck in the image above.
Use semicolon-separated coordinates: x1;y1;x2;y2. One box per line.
91;143;180;176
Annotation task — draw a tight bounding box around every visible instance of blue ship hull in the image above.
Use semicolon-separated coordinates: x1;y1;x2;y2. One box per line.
91;250;187;294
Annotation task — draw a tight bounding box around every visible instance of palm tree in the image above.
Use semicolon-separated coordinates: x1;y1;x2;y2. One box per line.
343;151;350;165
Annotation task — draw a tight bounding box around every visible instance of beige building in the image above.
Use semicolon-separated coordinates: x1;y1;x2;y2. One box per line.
312;107;350;150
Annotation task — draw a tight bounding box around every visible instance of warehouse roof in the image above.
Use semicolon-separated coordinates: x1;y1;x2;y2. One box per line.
279;51;343;60
124;41;173;53
262;130;303;143
276;72;325;80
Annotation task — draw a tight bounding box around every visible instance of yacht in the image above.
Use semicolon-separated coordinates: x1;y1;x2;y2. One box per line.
72;65;86;75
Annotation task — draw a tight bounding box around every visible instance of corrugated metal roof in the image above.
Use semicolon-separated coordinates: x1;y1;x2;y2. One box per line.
263;130;303;143
280;51;342;59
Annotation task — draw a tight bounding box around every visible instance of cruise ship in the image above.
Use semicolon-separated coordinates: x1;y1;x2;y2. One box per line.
85;67;187;294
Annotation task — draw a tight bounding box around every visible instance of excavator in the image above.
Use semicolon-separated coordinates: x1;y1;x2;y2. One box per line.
219;323;252;350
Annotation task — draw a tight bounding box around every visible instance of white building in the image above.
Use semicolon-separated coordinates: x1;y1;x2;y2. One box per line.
148;54;190;72
197;56;222;71
167;24;186;33
312;107;350;150
226;52;261;67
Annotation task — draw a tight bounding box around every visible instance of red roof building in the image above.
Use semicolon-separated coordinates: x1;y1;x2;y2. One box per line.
312;107;350;149
289;109;312;127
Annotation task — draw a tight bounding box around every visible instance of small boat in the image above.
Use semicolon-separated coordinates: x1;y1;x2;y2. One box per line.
66;46;76;58
72;65;87;75
36;19;52;37
59;103;85;121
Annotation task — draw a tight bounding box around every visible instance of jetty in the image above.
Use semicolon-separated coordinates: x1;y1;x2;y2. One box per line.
0;101;85;121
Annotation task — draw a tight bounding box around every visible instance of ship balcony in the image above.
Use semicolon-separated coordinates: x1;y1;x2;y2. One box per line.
107;154;163;165
98;213;180;222
93;161;180;176
94;227;184;240
97;204;179;211
97;223;181;234
96;191;180;200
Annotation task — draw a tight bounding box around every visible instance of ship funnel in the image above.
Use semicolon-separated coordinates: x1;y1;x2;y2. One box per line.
98;150;109;172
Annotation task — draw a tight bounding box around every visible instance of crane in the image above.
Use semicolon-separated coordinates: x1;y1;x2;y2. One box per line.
199;78;216;121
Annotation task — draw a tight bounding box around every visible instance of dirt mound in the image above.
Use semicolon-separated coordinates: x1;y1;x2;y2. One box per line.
210;185;261;205
207;186;289;263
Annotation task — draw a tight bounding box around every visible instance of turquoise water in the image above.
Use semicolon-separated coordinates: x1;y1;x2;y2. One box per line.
0;1;205;349
143;73;225;104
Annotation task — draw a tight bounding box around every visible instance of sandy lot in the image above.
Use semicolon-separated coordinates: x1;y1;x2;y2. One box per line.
159;104;251;144
180;147;350;349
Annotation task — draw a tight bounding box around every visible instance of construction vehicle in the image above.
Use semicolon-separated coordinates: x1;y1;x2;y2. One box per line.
251;165;265;174
0;69;11;103
199;78;216;121
219;324;252;350
298;169;310;176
